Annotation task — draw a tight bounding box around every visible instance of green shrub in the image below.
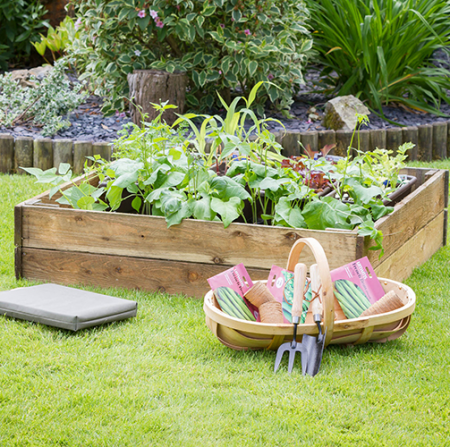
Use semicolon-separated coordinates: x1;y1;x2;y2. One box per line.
0;0;49;70
0;58;87;136
32;16;80;64
305;0;450;117
68;0;312;115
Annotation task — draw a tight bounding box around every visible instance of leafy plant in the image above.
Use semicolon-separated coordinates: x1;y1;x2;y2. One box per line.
28;89;410;256
0;0;49;70
305;0;450;117
0;58;87;136
21;161;108;211
32;16;80;64
67;0;312;115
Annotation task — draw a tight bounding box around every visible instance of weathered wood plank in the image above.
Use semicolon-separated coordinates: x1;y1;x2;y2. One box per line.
432;121;447;160
369;129;386;151
417;124;432;162
14;204;23;248
355;129;370;153
14;137;34;174
374;211;445;282
335;130;353;157
53;139;73;168
20;248;270;298
15;248;23;280
14;203;24;280
300;131;318;152
402;127;418;161
318;130;335;153
93;142;111;162
386;127;403;155
73;141;93;173
278;131;301;157
0;133;14;173
33;138;53;170
366;169;446;267
21;206;359;271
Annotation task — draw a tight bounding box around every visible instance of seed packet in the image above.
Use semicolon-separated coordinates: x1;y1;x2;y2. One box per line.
330;257;385;319
266;265;311;324
207;264;259;321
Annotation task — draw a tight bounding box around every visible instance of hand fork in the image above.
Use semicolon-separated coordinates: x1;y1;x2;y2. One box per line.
274;263;307;373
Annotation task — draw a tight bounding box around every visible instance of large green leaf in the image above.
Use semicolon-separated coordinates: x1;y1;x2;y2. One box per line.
192;196;216;221
210;176;250;201
211;197;243;228
258;177;289;192
274;197;306;229
165;201;193;228
346;178;383;204
302;197;353;230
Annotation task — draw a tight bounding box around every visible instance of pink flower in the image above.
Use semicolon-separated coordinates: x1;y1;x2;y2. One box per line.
156;20;164;28
74;18;82;31
268;73;274;80
119;112;126;119
149;9;158;19
219;70;222;74
138;10;146;18
244;29;251;36
220;23;225;29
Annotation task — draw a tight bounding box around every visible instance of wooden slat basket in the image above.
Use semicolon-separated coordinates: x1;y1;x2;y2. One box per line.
203;237;416;350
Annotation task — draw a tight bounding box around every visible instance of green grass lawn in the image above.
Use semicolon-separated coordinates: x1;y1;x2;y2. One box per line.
1;167;449;446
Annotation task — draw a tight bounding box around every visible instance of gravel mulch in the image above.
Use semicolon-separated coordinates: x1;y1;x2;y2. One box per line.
2;50;450;141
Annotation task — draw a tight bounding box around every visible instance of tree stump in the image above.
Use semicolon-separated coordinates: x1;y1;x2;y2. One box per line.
127;70;187;126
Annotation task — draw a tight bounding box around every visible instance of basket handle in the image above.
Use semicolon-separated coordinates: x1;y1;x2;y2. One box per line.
286;237;334;345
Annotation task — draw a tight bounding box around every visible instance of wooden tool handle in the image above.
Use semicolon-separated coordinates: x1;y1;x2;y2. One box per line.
292;263;307;319
286;238;334;345
310;264;323;316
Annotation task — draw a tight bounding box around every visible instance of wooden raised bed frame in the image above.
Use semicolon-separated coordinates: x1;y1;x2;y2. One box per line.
14;167;448;298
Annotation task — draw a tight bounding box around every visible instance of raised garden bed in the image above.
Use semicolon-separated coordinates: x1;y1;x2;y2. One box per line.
14;167;448;298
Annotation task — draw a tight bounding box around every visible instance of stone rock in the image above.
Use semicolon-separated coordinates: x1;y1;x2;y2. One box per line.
322;95;370;131
29;65;53;81
10;66;54;88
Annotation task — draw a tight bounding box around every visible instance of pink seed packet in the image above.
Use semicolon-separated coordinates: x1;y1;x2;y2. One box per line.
207;264;260;321
266;265;311;324
330;256;385;305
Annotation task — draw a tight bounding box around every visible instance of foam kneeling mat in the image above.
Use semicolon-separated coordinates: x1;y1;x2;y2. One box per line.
0;284;138;331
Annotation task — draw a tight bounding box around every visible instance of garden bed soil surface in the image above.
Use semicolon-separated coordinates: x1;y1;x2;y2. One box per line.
14;167;448;298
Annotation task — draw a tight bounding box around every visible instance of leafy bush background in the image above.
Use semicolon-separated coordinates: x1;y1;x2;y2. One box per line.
0;58;87;136
68;0;312;115
305;0;450;116
0;0;49;70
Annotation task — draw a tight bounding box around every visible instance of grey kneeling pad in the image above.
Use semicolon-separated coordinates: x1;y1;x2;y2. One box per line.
0;284;138;331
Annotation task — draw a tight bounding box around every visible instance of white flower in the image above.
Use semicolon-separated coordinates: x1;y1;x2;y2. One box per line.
74;18;82;31
134;50;141;57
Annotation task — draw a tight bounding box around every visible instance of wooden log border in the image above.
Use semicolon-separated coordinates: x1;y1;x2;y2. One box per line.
0;136;112;174
1;121;450;174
